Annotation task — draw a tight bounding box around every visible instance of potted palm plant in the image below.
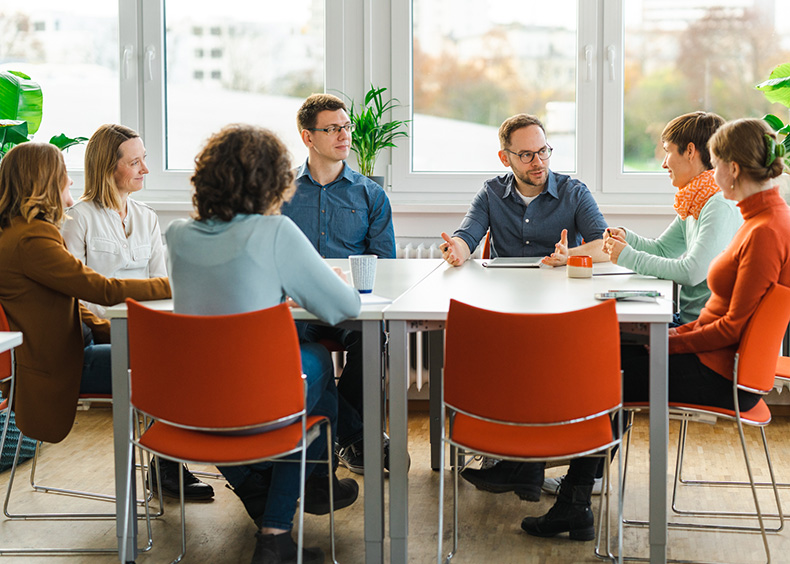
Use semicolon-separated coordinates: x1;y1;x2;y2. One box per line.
755;63;790;169
0;69;87;160
346;85;409;187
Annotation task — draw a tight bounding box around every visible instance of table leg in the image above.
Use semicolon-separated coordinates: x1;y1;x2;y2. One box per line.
111;318;137;563
362;321;384;564
648;322;668;564
428;330;443;471
388;320;409;564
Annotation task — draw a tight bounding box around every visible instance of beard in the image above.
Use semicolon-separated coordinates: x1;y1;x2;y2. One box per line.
513;164;548;191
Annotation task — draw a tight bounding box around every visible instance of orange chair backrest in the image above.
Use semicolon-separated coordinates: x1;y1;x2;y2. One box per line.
127;300;304;431
444;299;621;425
735;284;790;393
482;231;491;260
0;303;12;381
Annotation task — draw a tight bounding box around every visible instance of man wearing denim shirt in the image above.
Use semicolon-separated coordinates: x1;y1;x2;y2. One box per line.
440;113;609;502
282;93;395;474
440;113;609;267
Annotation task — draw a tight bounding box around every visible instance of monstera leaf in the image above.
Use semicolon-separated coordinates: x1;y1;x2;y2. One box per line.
0;70;43;135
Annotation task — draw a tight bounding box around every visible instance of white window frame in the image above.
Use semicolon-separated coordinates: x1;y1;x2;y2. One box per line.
118;0;681;208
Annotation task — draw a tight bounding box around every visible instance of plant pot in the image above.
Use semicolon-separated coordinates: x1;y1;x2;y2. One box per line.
368;175;385;188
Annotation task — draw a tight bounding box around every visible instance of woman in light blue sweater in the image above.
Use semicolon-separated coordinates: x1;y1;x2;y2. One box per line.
166;124;361;564
604;111;742;325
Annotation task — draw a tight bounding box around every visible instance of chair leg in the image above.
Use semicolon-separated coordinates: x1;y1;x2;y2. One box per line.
325;421;337;564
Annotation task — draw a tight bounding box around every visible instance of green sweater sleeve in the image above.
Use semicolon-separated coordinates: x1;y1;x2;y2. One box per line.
617;194;741;287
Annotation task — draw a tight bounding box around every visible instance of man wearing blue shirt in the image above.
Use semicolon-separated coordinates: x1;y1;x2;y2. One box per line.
282;93;395;474
441;113;609;502
440;113;609;267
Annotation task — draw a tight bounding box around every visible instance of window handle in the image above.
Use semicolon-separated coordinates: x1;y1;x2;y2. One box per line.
584;45;594;82
145;45;156;82
122;45;133;81
606;45;616;81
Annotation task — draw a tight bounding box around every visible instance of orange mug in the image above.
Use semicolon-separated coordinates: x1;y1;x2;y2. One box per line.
567;255;593;278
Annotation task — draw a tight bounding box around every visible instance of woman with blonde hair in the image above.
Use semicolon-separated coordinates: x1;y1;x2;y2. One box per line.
61;123;212;500
522;118;790;542
61;124;166;316
0;142;169;445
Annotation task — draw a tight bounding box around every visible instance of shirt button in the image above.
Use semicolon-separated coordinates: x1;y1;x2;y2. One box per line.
321;210;325;213
321;232;325;235
525;218;530;223
525;241;529;245
351;210;355;213
123;244;128;249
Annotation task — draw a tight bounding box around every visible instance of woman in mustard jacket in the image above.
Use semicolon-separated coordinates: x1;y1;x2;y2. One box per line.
0;143;170;444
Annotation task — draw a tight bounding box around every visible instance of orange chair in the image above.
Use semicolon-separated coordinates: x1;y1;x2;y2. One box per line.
438;299;623;563
622;284;790;563
125;300;337;564
0;302;155;555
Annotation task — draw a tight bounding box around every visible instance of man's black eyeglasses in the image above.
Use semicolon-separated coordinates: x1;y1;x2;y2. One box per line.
307;123;356;135
504;145;553;164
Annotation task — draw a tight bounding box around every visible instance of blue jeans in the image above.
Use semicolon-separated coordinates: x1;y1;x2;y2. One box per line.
294;322;365;448
219;342;338;531
80;324;112;395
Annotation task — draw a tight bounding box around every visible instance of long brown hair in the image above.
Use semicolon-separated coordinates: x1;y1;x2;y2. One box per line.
0;143;68;231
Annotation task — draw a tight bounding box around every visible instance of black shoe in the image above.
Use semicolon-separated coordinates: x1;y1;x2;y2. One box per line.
250;531;324;564
302;473;359;515
521;482;595;541
460;461;544;502
149;458;215;501
228;468;273;527
337;433;407;475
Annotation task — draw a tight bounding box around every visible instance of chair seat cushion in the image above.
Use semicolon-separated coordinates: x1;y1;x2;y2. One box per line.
137;415;327;465
624;399;771;426
451;412;615;459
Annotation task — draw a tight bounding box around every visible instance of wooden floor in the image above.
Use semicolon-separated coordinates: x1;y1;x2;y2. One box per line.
2;407;790;563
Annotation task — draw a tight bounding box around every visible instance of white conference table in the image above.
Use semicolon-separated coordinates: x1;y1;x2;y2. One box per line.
384;260;674;564
0;332;22;354
107;258;443;564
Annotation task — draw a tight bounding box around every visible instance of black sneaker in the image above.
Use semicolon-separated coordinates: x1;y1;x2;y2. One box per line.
337;434;405;475
250;531;324;564
149;458;214;501
302;473;359;515
461;461;544;502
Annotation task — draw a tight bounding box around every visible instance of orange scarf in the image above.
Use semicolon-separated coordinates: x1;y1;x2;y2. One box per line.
673;169;720;220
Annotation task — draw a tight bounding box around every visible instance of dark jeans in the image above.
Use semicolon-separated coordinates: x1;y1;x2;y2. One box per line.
80;324;112;395
295;322;365;448
218;342;338;531
569;345;762;488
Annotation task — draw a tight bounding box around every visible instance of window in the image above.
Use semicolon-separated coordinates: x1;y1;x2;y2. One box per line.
410;0;578;174
154;0;324;177
393;0;790;204
601;0;790;194
0;1;120;170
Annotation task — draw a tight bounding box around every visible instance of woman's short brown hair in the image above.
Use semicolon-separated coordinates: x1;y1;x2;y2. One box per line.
709;118;786;183
0;143;68;231
191;124;295;221
661;111;725;170
83;123;140;211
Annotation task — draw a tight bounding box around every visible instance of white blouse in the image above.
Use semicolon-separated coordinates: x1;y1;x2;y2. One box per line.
62;198;167;317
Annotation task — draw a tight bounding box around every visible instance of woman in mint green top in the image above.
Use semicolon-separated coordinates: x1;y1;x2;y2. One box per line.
166;124;360;564
604;112;742;324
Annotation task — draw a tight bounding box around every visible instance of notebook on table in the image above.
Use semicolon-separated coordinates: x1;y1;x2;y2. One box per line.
482;257;543;268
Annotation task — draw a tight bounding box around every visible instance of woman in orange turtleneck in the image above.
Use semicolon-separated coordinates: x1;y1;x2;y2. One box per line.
521;117;790;542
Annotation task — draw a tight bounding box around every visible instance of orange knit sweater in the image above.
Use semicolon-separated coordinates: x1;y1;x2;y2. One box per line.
669;187;790;379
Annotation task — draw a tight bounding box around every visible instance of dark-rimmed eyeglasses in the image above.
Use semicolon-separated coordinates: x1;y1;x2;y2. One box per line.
307;123;356;135
504;145;553;164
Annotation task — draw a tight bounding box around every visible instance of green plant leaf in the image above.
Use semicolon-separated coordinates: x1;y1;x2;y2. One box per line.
49;133;89;151
346;84;411;177
0;119;30;146
756;63;790;108
0;70;43;135
763;114;786;131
